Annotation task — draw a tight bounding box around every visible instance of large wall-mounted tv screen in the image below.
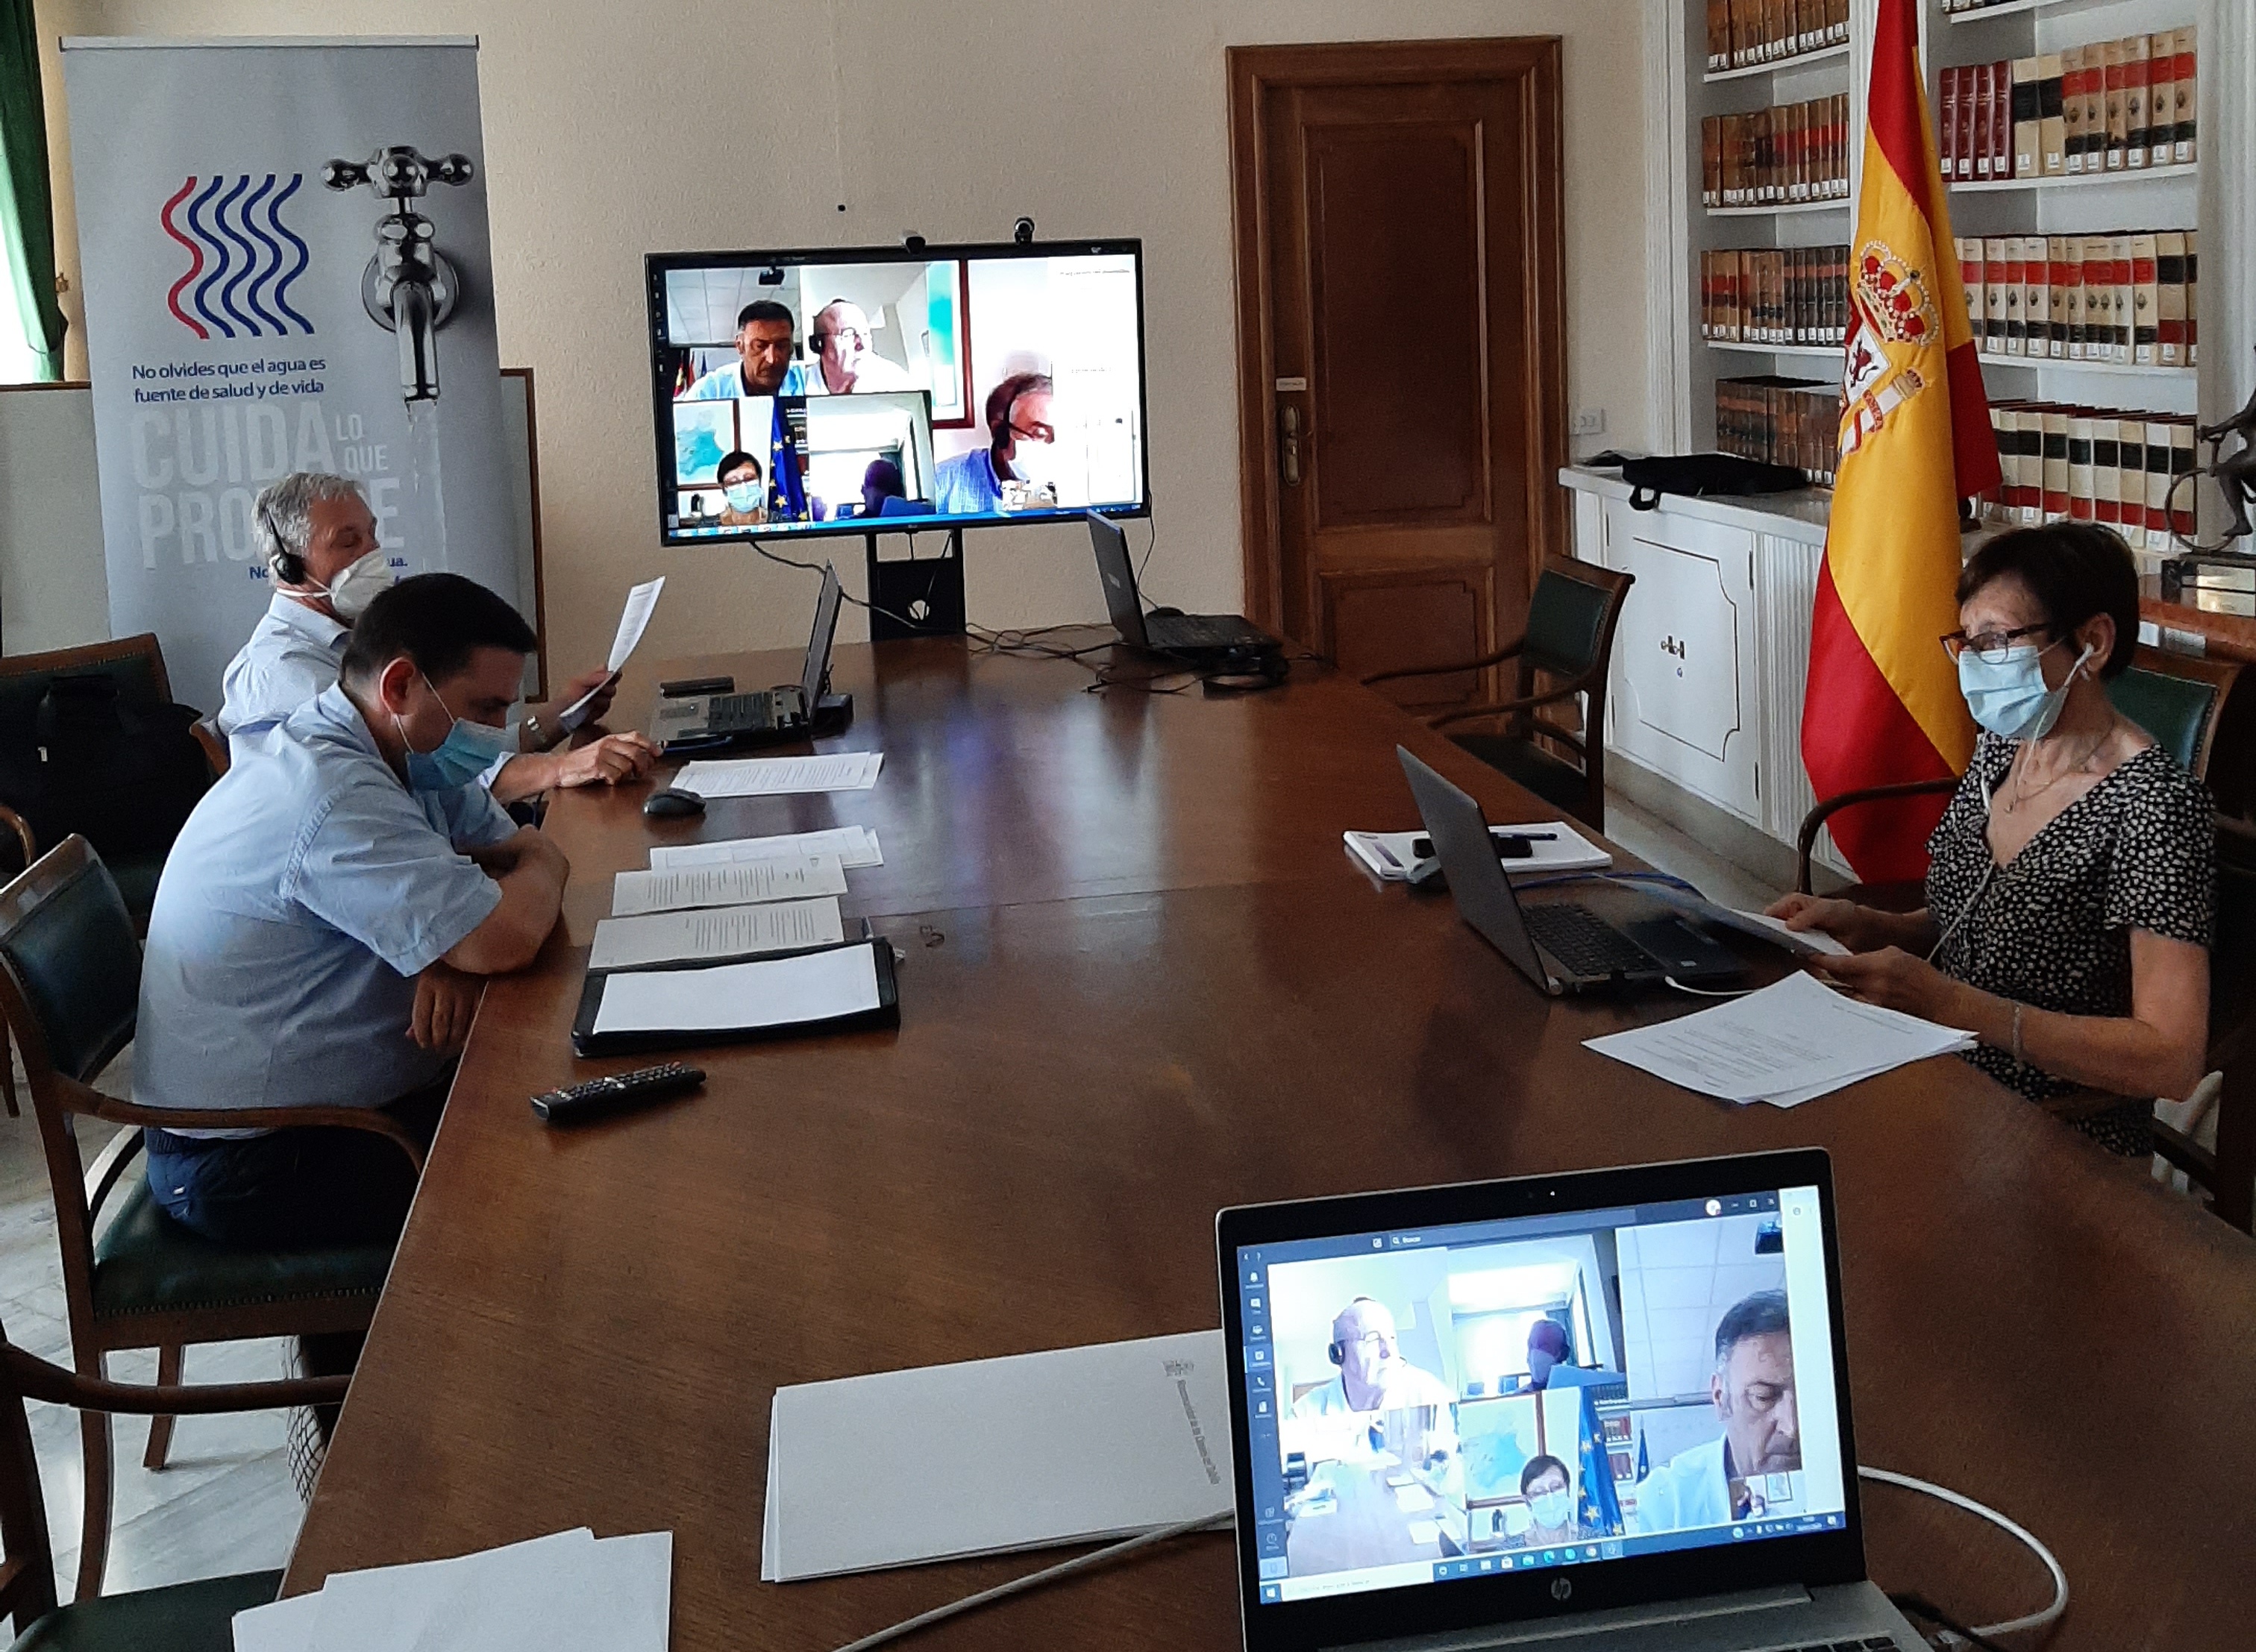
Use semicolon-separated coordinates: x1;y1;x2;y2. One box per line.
646;239;1149;545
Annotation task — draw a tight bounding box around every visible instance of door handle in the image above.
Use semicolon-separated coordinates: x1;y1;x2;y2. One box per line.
1279;405;1302;486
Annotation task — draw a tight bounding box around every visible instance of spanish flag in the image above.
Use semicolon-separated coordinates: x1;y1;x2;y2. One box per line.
1802;0;1999;883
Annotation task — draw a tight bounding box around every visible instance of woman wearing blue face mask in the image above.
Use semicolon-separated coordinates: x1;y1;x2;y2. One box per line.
1768;523;2213;1155
715;450;768;527
1501;1456;1591;1551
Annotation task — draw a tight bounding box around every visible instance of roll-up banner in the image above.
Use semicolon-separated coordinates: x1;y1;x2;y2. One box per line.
61;36;517;709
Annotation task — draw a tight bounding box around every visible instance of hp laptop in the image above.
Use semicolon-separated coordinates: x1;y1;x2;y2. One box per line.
1399;747;1738;993
651;562;842;752
1086;513;1277;659
1218;1149;1928;1652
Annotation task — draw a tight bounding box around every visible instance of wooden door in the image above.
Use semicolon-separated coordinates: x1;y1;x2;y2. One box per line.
1229;40;1567;712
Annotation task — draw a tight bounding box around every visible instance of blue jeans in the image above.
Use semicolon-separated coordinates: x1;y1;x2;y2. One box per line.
140;1078;448;1249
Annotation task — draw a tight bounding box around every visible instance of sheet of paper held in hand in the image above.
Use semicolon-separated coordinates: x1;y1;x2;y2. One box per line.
761;1328;1231;1583
592;941;882;1037
556;577;665;733
588;897;844;970
610;853;847;917
648;825;883;871
1583;970;1973;1108
673;751;883;797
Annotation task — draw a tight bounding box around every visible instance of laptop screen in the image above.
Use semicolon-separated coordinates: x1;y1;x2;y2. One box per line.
800;563;843;707
1230;1183;1847;1608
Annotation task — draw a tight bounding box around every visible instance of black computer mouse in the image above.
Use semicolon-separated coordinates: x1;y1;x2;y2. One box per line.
642;788;706;820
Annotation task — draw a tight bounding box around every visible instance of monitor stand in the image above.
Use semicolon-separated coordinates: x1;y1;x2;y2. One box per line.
864;527;967;641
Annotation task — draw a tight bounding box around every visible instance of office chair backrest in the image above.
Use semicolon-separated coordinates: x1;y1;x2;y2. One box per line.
0;836;140;1090
0;634;173;734
2109;647;2240;779
2216;818;2256;1039
1522;559;1624;682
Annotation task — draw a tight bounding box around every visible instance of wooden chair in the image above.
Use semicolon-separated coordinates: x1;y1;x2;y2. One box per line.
0;1317;342;1641
1794;644;2246;897
0;836;421;1600
1362;556;1636;832
2151;814;2256;1234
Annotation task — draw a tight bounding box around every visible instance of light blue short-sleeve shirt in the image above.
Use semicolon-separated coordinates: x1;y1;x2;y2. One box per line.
933;447;1011;515
681;360;815;401
134;685;518;1126
216;592;347;745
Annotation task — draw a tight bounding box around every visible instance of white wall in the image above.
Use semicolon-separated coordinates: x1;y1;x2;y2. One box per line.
47;1;1651;679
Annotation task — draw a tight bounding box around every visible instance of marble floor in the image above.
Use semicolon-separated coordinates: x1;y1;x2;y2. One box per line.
0;789;1779;1609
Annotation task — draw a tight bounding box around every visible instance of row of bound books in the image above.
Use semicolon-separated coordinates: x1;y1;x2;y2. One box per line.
1981;405;2196;551
1939;34;2197;184
1955;233;2197;368
1699;247;1847;347
1702;0;1850;72
1700;98;1852;209
1717;377;1843;487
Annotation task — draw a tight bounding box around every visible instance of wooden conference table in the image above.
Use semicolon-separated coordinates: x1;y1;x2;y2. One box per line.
286;634;2256;1648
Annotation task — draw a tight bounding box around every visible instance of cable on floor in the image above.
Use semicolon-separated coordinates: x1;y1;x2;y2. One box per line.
827;1510;1232;1652
1858;1465;2068;1641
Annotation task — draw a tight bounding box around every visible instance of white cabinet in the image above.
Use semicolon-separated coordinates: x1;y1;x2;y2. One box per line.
1599;497;1760;823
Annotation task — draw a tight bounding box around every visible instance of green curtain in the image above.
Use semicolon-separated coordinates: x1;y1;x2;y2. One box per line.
0;0;64;381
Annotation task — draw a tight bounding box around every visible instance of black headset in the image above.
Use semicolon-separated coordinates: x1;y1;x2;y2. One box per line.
260;500;306;585
1326;1297;1384;1364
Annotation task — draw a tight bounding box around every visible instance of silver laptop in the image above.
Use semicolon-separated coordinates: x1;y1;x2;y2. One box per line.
1086;513;1276;659
651;562;842;751
1217;1149;1926;1652
1397;747;1738;993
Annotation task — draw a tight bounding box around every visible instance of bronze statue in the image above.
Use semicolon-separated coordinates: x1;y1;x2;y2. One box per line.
2199;371;2256;541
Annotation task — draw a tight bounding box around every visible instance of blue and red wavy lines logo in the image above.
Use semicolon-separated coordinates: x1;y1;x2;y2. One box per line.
159;174;316;340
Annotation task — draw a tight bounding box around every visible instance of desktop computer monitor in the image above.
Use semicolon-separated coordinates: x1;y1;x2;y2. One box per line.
647;239;1150;546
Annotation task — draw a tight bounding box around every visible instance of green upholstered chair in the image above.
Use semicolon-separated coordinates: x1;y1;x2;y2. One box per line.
1362;556;1636;832
2152;814;2256;1234
0;837;422;1601
1793;644;2244;897
0;1324;342;1642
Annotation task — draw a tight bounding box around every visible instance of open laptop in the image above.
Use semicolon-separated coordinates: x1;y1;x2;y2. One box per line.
1218;1149;1926;1652
1399;747;1738;993
1086;513;1277;659
651;562;842;752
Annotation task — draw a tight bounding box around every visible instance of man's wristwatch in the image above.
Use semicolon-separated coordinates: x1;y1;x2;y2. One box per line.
521;712;547;752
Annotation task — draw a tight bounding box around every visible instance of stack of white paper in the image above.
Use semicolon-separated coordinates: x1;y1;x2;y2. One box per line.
1585;970;1975;1108
675;752;883;797
762;1330;1232;1582
232;1527;670;1652
592;943;882;1037
611;853;847;917
650;826;883;871
590;897;845;970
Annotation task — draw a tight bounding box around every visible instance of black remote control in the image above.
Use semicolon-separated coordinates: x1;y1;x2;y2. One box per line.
532;1062;705;1125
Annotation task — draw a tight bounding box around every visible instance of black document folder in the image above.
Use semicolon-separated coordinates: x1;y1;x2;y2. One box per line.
571;936;901;1058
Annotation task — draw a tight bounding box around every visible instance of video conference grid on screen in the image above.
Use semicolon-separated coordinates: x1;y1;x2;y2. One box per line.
651;244;1147;543
1235;1188;1845;1606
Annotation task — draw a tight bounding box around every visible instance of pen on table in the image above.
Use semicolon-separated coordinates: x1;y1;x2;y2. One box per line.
1494;832;1557;844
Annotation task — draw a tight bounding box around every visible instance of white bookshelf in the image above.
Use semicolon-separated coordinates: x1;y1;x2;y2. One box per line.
1704;199;1854;218
1949;160;2200;192
1943;0;2158;27
1703;43;1852;83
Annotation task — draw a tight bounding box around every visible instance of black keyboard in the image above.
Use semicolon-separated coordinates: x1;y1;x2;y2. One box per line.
1150;613;1268;650
702;691;790;733
1522;903;1655;978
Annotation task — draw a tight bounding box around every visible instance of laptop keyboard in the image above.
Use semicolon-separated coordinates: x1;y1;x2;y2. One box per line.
1750;1640;1903;1652
1153;614;1265;648
702;691;784;732
1522;903;1654;978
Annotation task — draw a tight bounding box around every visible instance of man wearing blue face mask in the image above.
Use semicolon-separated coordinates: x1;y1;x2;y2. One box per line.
136;573;570;1261
1770;523;2213;1157
219;471;655;795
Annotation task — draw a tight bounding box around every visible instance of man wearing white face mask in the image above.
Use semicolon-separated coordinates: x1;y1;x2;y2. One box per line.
934;373;1056;515
217;472;655;798
1769;523;2213;1156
